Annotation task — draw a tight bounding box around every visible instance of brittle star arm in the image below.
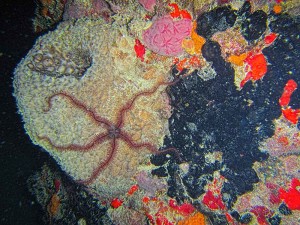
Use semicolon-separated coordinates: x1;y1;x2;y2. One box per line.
116;80;178;128
44;92;112;128
79;137;118;185
37;133;110;152
119;131;183;162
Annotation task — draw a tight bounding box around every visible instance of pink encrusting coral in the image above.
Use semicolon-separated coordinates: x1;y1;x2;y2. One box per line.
250;206;274;225
63;0;112;20
135;171;167;196
139;0;156;12
142;15;192;56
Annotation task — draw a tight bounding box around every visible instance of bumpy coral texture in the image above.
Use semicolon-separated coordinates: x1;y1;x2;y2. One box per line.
27;46;91;78
142;15;192;56
14;18;172;200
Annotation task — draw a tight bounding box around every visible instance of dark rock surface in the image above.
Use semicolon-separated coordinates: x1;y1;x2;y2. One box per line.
152;2;300;223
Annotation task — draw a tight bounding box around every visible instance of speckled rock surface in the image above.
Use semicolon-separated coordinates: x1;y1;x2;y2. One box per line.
151;1;300;224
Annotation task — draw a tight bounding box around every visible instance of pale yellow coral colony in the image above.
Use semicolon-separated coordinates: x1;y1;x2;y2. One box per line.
14;2;173;200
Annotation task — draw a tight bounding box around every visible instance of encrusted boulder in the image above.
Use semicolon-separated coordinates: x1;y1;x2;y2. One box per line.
14;17;173;201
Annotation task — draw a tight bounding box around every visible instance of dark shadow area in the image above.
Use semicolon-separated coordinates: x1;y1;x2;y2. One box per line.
0;1;52;224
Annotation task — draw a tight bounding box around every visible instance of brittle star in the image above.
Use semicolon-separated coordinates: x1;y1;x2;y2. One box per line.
38;79;181;185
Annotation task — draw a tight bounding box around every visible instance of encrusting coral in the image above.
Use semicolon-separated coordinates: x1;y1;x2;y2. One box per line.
142;15;192;56
27;45;92;78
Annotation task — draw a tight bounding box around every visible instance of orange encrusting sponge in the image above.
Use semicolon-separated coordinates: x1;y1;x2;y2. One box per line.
177;212;206;225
